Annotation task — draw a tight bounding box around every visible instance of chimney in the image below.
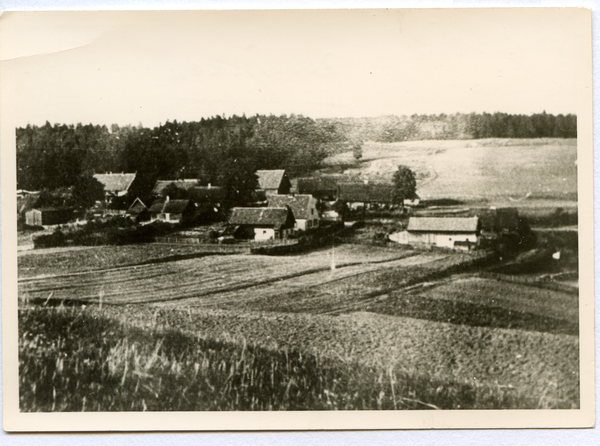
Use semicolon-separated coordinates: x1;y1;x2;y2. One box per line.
208;183;211;189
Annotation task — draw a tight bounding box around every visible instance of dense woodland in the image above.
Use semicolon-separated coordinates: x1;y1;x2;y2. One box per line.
17;112;576;205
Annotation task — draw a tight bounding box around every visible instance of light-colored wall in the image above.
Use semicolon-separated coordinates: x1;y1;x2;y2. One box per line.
389;231;477;249
254;227;276;241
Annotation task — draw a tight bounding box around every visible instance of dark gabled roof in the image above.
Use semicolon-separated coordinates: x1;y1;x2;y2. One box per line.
338;183;397;204
29;207;73;214
93;173;136;193
148;198;166;214
163;199;194;214
267;195;314;220
127;198;147;214
407;217;479;233
229;207;292;227
188;186;226;204
256;170;287;190
293;176;339;194
152;179;200;196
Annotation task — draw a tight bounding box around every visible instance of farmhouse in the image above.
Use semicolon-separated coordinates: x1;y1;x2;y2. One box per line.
390;216;479;251
267;194;320;231
93;173;137;199
228;207;295;241
25;207;74;227
148;197;196;223
256;170;292;196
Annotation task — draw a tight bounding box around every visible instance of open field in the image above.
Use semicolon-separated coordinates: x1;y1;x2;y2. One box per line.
325;138;577;207
19;244;445;307
19;305;578;411
18;241;579;410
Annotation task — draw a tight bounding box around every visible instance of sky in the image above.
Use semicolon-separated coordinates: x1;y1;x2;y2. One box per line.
0;8;588;128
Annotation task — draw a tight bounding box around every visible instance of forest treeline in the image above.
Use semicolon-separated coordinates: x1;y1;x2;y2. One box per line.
17;111;576;200
319;111;577;143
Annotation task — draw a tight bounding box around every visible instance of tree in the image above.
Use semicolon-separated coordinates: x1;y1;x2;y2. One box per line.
71;173;105;211
392;165;417;211
352;140;363;160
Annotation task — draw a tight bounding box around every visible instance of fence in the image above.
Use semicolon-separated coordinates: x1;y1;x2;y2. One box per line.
153;236;298;254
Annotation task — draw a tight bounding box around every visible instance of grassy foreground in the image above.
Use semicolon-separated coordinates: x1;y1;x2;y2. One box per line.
19;306;576;411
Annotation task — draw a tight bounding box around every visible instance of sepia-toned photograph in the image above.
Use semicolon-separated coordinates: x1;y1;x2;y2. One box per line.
1;7;594;432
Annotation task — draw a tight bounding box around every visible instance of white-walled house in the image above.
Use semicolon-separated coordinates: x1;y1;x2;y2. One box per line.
267;194;319;231
390;216;479;251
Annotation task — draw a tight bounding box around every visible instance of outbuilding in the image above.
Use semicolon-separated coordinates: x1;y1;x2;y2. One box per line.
25;207;73;227
390;216;479;250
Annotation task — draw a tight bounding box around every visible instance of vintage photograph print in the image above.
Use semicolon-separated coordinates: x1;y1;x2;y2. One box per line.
1;8;594;431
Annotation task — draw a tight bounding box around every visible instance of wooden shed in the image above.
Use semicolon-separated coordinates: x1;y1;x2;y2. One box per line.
25;208;73;227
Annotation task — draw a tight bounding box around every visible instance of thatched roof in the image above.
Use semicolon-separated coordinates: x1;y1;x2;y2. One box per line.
407;217;479;233
163;199;194;214
93;173;136;193
148;198;166;214
256;170;287;190
267;195;314;219
152;179;200;196
229;207;292;227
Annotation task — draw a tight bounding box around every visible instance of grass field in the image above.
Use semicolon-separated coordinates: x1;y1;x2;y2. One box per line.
19;305;579;411
325;138;577;207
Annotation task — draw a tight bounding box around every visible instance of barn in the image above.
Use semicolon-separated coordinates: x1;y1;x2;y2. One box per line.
390;216;479;250
25;208;73;227
267;194;320;231
228;207;295;241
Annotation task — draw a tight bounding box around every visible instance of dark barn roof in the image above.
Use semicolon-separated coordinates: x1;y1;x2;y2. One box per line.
267;195;313;220
93;173;137;193
292;176;339;195
338;183;397;204
229;207;293;227
407;217;479;233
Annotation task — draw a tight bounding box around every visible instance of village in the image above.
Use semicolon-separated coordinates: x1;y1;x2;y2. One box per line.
18;168;533;256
